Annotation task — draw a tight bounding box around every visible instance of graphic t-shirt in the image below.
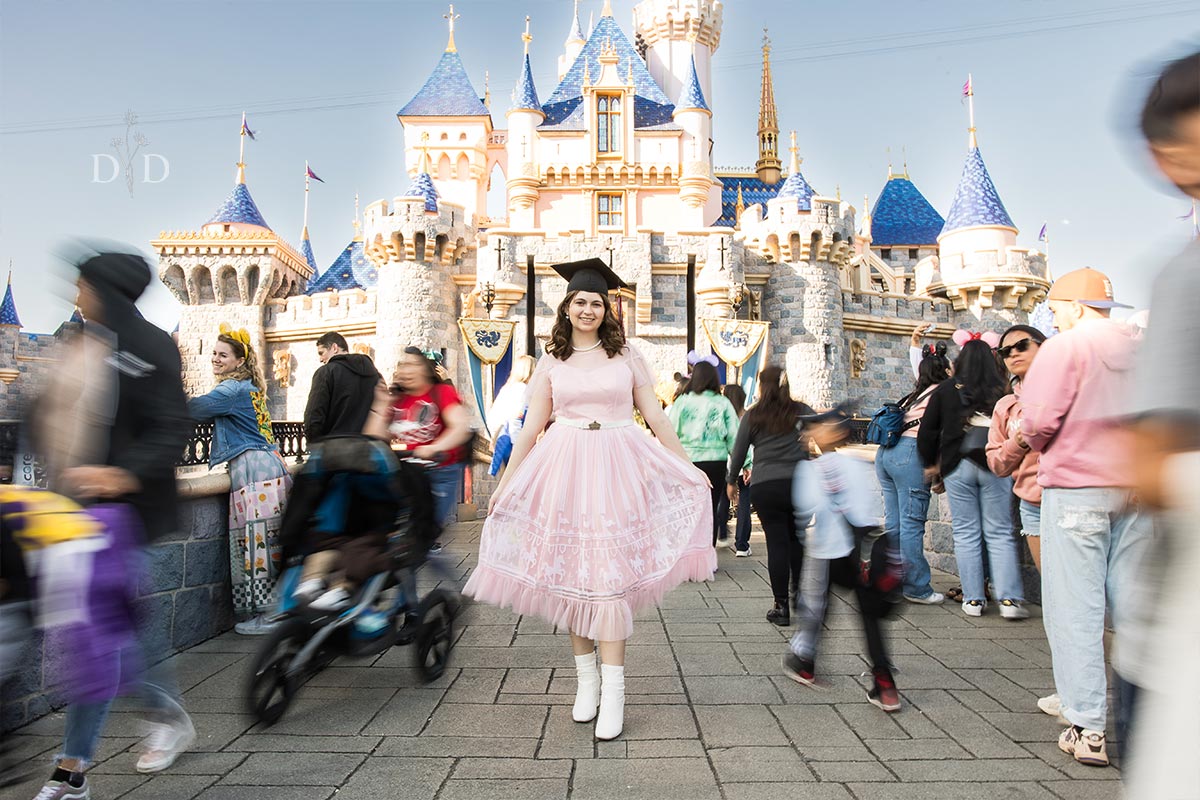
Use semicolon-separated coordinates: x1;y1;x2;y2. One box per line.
390;384;464;465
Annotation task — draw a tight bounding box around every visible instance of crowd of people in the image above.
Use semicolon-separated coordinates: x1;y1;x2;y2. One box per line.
2;49;1197;799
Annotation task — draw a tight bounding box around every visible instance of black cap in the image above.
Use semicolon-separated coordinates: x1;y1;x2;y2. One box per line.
552;258;628;295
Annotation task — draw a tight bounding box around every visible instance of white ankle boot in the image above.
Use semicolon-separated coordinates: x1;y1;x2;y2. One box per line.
572;652;600;723
594;663;625;740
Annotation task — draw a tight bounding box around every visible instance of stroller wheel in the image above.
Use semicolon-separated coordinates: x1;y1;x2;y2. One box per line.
414;589;455;681
246;617;307;725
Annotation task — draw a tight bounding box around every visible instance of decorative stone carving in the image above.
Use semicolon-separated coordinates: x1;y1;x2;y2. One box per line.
849;338;867;378
351;342;374;359
273;349;292;388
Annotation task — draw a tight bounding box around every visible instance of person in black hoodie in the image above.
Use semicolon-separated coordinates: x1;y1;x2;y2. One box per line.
29;247;196;797
303;331;381;443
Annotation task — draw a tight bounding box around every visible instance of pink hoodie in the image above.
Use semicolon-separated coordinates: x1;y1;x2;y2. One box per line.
1019;318;1138;489
987;384;1042;503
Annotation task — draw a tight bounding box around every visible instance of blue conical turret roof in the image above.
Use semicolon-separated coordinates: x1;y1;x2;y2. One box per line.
0;278;20;327
205;182;270;230
300;228;318;273
402;171;441;214
512;53;542;112
398;50;490;117
941;147;1015;235
776;170;815;211
305;239;378;294
871;175;945;247
675;55;709;113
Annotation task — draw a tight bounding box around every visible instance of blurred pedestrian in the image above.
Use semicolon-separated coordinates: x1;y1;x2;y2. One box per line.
28;249;195;796
715;384;754;555
1020;267;1152;767
669;360;739;546
488;355;537;477
303;331;381;444
877;342;951;604
189;325;292;635
1123;50;1200;796
918;332;1027;620
727;365;813;625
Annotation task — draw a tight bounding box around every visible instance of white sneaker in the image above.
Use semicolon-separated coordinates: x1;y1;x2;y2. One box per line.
310;587;352;611
135;716;196;773
735;547;752;557
999;599;1030;620
904;592;945;605
1037;693;1071;725
234;614;280;635
961;600;985;617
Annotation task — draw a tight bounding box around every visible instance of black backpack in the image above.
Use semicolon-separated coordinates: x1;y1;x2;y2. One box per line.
865;386;936;449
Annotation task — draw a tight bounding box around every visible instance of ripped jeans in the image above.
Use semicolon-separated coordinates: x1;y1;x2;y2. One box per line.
1040;487;1153;732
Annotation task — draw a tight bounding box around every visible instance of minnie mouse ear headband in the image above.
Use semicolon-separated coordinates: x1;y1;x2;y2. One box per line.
921;341;948;359
218;323;252;352
952;329;1001;349
686;350;719;368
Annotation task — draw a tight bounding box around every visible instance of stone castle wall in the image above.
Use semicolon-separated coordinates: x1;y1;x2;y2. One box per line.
0;328;74;423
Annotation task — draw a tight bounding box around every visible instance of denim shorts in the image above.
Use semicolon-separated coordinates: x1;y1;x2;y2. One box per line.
1018;498;1041;538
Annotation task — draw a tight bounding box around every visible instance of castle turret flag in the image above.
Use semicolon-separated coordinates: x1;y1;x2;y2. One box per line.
241;116;256;140
1038;223;1048;242
306;165;323;183
962;75;972;98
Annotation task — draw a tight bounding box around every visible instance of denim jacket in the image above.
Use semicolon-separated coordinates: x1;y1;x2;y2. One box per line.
188;379;277;467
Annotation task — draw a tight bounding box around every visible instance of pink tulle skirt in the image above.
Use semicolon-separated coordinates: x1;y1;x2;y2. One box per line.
463;423;717;641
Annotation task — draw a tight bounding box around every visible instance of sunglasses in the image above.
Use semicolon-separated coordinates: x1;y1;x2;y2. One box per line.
995;338;1038;360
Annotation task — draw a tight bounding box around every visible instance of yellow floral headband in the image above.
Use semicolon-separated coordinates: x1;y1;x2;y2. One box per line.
218;323;252;353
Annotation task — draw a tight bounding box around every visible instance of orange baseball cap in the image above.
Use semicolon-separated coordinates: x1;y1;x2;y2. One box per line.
1046;267;1131;309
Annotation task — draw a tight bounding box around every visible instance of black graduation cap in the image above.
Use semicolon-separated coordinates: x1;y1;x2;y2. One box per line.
552;258;628;295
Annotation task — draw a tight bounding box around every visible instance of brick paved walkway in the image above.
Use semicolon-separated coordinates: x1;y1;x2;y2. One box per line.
4;521;1122;800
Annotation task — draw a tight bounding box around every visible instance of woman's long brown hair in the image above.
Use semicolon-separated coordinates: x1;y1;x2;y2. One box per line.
745;365;801;435
216;333;266;392
545;290;626;360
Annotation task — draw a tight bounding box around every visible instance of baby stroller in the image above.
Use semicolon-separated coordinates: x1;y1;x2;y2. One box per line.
245;436;458;725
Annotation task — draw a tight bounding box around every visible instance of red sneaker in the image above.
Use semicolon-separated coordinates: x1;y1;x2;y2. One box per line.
868;671;901;712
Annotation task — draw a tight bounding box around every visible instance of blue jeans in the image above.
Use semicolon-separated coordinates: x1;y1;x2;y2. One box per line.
943;459;1023;603
875;437;935;599
1019;499;1041;537
428;464;464;531
1040;487;1153;732
716;475;753;551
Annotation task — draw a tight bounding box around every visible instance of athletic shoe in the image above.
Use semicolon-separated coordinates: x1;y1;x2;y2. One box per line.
961;600;985;617
1037;693;1070;725
234;614;280;636
868;670;901;712
428;541;445;553
32;770;89;799
998;599;1030;620
1058;725;1109;767
903;591;945;605
781;653;817;686
136;715;196;773
735;547;752;557
766;604;790;626
310;587;352;611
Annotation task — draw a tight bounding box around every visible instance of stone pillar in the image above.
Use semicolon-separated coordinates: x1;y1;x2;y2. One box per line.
765;256;844;409
373;257;458;382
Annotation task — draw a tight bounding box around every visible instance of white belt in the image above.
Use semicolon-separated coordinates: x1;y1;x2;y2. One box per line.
555;417;636;430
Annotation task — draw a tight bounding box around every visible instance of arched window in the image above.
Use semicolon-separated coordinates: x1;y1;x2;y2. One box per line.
596;94;622;155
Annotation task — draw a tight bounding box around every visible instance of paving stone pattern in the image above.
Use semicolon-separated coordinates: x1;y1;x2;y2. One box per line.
3;521;1124;800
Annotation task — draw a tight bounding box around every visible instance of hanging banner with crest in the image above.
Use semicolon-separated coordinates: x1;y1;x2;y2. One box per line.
701;318;770;403
458;317;517;433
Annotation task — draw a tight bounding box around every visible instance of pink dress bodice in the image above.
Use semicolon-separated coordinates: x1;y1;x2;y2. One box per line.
534;346;654;424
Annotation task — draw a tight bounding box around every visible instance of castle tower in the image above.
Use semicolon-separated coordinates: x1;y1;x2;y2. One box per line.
558;0;587;81
631;0;723;111
396;7;492;224
299;161;320;275
152;120;313;396
742;134;854;407
925;76;1048;319
506;17;544;229
363;138;472;378
673;45;717;224
0;273;21;389
754;31;782;185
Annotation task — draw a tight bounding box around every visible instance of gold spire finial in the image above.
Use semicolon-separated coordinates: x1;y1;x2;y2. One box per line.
484;70;491;108
886;146;893;179
522;15;532;55
836;184;841;201
788;130;800;173
901;145;909;178
602;0;613;18
353;191;362;240
443;4;461;52
965;72;977;149
418;132;432;174
862;194;872;238
756;28;781;184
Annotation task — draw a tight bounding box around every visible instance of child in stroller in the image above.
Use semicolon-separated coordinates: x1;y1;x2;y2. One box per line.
247;435;457;724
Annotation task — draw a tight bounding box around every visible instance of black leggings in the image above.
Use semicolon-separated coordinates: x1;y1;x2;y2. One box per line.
828;548;891;674
751;478;803;606
694;461;727;546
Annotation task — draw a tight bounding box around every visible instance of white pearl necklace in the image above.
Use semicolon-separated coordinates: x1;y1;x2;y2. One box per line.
574;339;603;352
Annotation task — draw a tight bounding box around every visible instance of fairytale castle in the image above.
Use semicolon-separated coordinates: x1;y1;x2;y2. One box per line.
0;0;1049;436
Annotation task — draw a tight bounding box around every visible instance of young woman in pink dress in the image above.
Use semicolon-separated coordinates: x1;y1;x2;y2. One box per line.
463;258;717;740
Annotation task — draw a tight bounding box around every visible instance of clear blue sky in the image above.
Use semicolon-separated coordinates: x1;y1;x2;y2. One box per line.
3;0;1199;332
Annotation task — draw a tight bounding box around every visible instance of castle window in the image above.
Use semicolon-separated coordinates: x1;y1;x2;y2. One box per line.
597;192;623;229
880;248;892;260
908;248;919;260
596;94;622;156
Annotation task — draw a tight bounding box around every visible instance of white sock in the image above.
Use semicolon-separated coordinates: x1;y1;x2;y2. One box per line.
572;652;600;723
595;663;625;740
